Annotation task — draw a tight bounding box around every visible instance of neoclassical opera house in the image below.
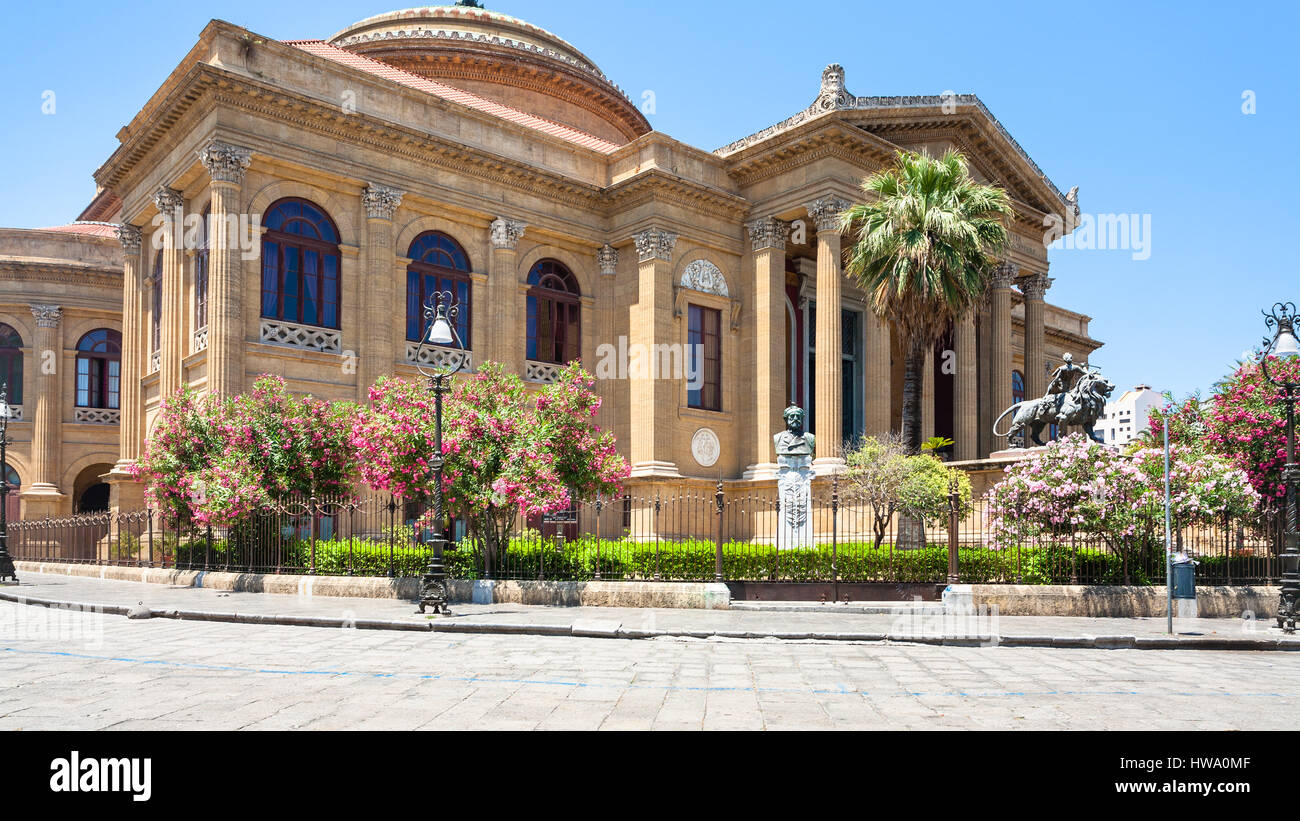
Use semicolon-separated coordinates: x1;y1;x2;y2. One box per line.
0;4;1100;518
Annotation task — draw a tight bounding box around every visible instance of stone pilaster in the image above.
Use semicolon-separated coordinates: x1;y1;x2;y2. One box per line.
22;304;66;517
489;217;526;373
1019;272;1052;401
105;225;146;509
154;187;186;399
808;195;849;472
989;262;1019;452
742;217;790;479
628;227;680;478
976;294;993;457
198;141;252;397
358;183;404;400
921;346;936;442
953;312;978;461
596;244;619;435
865;313;891;437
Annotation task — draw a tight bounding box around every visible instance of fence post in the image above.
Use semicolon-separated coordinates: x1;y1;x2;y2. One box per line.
714;481;724;583
831;474;840;601
653;494;662;581
309;498;318;575
594;496;603;581
947;477;960;585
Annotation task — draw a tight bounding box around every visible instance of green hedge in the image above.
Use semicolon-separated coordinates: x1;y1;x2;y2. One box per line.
169;534;1203;585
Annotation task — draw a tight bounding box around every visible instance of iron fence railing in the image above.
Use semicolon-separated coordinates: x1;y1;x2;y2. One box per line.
6;482;1285;587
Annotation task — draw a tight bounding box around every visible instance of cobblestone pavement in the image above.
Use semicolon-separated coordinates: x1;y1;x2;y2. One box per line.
1;573;1278;641
2;597;1299;730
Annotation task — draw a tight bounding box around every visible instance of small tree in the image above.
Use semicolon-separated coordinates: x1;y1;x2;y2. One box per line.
844;433;972;549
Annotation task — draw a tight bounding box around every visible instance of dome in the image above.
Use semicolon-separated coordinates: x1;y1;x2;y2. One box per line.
328;5;651;145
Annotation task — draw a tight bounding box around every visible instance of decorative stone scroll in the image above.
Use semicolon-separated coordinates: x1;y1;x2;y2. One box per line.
805;195;851;233
633;228;677;263
679;260;728;297
1018;272;1053;301
153;187;184;219
363;184;404;220
30;305;62;328
490;217;527;250
745;217;790;251
115;224;142;254
989;262;1020;289
597;244;618;276
198;140;252;185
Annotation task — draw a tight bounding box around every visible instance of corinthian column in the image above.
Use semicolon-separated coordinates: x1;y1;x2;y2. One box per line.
104;225;148;511
743;216;790;479
22;305;66;517
953;312;978;460
358;183;403;400
808;195;849;472
489;217;526;373
628;227;680;478
198;141;252;397
154;187;186;399
1019;272;1053;401
989;262;1018;452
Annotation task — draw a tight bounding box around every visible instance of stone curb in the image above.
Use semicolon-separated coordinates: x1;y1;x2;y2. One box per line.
3;587;1300;650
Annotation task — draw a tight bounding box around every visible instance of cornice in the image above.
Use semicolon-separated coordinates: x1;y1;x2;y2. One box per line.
0;260;123;288
723;121;897;189
601;168;750;222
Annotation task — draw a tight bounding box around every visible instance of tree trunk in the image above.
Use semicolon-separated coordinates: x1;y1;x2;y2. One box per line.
900;336;927;454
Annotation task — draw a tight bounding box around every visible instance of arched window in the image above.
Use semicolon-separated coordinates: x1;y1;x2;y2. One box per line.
3;465;17;488
0;324;22;405
526;259;580;364
260;199;341;329
194;205;210;330
151;251;163;353
405;232;471;345
75;329;122;409
1012;370;1025;405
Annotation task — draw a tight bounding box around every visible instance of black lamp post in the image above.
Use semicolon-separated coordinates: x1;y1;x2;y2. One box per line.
1258;302;1300;632
414;290;467;615
0;384;17;584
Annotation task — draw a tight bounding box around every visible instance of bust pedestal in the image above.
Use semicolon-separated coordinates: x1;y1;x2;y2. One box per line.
776;454;813;549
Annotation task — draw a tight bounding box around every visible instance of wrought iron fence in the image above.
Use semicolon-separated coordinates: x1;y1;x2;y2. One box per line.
6;482;1284;587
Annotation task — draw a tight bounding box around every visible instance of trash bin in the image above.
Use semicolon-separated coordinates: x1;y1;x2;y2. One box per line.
1171;555;1198;618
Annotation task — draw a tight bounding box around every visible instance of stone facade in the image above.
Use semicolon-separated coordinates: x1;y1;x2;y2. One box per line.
1;6;1100;514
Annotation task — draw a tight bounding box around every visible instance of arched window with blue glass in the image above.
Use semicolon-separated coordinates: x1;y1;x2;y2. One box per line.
0;324;22;405
260;198;342;329
76;329;122;409
405;232;471;346
526;259;580;365
1012;369;1025;405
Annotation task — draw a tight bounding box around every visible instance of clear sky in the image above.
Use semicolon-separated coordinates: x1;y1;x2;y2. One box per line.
1;0;1295;402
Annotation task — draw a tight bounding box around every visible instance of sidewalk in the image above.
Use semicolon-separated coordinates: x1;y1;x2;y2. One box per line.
1;572;1296;650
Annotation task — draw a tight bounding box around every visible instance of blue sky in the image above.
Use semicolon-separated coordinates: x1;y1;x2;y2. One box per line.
1;0;1295;401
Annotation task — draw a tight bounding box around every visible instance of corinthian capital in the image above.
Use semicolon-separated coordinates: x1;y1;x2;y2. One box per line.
1018;272;1053;301
490;217;527;250
30;304;62;328
198;140;252;185
597;244;618;276
745;217;791;251
634;228;678;262
805;195;851;232
989;262;1020;289
153;187;184;221
115;223;142;254
362;184;404;221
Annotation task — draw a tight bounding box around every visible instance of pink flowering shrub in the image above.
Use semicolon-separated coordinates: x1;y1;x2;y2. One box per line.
133;375;358;526
986;433;1259;555
352;362;629;573
1149;356;1300;508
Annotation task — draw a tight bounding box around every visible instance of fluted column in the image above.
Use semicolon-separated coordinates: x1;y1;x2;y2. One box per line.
953;312;978;460
743;217;789;479
628;227;680;478
808;195;849;471
107;225;145;481
1020;272;1052;401
866;313;891;436
22;305;65;516
921;346;936;442
989;262;1019;452
489;218;526;373
198;141;252;397
154;187;185;399
976;294;993;457
596;244;619;435
358;183;403;400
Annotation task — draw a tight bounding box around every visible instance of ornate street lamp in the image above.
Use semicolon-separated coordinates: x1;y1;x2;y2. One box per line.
413;291;467;614
1258;302;1300;631
0;385;17;584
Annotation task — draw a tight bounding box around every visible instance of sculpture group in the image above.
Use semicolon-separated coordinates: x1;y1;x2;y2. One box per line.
995;354;1116;447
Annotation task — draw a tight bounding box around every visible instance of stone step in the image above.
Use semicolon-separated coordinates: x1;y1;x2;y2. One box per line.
730;600;946;615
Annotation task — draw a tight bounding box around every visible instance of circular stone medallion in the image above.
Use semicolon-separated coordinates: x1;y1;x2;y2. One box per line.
691;427;720;467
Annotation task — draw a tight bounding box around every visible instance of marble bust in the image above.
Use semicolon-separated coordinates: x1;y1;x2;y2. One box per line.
773;405;815;458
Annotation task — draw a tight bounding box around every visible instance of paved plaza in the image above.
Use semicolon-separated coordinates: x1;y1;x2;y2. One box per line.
0;575;1298;730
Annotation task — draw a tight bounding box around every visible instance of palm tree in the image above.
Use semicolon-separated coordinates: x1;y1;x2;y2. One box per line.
839;148;1012;453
